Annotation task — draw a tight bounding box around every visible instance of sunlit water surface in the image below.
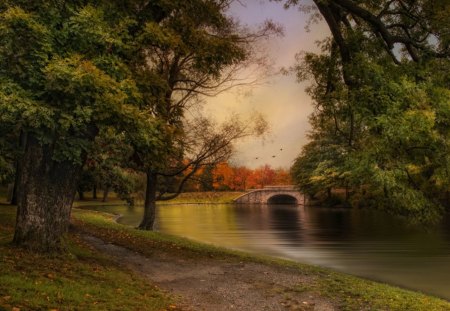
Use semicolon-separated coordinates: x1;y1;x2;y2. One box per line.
81;203;450;300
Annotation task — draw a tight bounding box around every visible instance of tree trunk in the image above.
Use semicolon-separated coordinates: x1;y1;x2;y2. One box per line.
93;185;97;199
78;189;84;200
102;187;109;202
13;135;82;253
10;131;27;205
138;171;157;230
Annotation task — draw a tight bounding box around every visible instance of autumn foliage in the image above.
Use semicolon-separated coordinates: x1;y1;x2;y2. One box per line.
185;162;291;191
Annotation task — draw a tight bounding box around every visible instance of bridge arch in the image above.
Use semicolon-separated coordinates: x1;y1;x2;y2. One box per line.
267;194;298;205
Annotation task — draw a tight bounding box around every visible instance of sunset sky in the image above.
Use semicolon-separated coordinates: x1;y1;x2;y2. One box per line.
203;1;329;169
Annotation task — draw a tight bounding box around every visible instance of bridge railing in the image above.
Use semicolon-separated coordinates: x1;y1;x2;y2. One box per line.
262;185;295;191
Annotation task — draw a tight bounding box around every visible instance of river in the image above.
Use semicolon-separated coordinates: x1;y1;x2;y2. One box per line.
81;203;450;300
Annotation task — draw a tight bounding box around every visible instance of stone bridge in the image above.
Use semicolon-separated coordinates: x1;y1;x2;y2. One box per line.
234;186;304;205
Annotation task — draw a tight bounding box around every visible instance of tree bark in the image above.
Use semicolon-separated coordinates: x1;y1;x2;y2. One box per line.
13;135;82;253
102;187;109;202
138;171;157;230
78;189;84;200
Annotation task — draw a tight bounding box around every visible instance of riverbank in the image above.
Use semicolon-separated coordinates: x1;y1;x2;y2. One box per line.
71;208;449;310
157;191;244;204
70;191;243;209
1;204;450;310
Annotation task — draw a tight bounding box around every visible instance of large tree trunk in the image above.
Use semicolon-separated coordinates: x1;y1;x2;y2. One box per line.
138;171;157;230
13;135;82;253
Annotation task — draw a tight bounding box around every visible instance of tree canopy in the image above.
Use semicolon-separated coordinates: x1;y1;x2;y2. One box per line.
287;0;450;221
0;0;275;250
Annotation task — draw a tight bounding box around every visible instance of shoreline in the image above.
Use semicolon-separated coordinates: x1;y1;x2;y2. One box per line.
72;208;450;309
1;203;449;310
75;198;450;303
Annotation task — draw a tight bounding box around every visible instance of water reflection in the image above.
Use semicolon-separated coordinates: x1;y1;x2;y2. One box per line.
268;204;303;244
80;203;450;300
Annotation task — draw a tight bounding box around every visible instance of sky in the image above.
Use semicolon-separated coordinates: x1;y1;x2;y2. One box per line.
203;0;329;169
202;1;329;169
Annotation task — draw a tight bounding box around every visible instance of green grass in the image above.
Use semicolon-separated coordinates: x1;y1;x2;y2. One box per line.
73;191;244;207
0;206;175;311
315;273;450;311
157;191;243;204
72;208;450;311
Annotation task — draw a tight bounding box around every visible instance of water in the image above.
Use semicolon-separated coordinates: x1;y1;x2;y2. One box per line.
81;203;450;300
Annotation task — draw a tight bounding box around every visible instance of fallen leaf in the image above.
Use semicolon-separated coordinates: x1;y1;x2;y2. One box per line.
46;273;55;279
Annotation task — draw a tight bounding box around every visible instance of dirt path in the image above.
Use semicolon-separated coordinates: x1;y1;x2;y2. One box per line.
82;235;336;311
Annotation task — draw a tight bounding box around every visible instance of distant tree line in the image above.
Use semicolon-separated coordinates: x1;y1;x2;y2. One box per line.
184;162;292;191
73;161;291;204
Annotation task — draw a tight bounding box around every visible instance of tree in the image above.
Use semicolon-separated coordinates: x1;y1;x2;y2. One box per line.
213;162;234;190
231;166;252;190
198;165;215;191
0;1;170;252
184;162;291;191
284;0;450;221
122;1;276;230
136;114;268;230
248;165;276;189
273;167;292;185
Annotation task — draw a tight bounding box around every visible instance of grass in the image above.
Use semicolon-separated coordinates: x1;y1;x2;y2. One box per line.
0;205;176;311
72;208;450;311
73;191;244;207
157;191;243;204
315;274;450;311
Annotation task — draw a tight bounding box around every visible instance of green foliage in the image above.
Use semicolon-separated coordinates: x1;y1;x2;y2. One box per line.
0;6;52;88
0;1;165;171
0;0;264;209
290;3;450;221
291;140;350;198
